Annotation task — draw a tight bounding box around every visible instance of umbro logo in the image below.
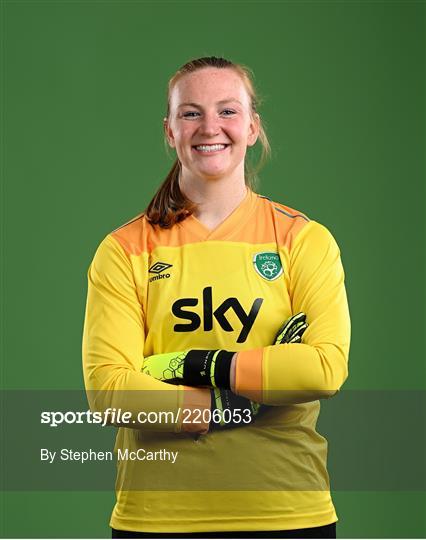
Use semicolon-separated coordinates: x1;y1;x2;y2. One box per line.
149;261;172;283
149;262;173;274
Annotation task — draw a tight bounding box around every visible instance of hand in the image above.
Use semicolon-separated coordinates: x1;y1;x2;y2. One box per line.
274;312;308;344
209;387;263;431
142;349;234;389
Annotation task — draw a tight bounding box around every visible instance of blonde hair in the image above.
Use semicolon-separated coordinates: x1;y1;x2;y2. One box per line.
145;56;271;228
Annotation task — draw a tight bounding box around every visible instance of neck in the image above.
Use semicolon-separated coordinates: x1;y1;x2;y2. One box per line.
179;167;249;225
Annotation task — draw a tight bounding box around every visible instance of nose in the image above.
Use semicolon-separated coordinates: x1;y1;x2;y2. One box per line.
199;112;220;137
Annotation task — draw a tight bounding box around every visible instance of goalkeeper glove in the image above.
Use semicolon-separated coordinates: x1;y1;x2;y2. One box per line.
141;312;308;389
141;353;262;431
274;312;308;344
208;387;262;430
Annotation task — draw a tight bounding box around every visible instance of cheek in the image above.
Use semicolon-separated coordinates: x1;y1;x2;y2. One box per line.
176;130;195;150
228;119;251;142
169;122;193;146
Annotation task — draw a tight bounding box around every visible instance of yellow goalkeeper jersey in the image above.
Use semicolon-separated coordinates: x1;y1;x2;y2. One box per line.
82;188;351;533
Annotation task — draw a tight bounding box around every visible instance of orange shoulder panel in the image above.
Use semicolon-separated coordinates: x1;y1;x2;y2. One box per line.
148;221;202;248
240;196;310;249
110;213;196;255
111;214;149;256
273;201;310;250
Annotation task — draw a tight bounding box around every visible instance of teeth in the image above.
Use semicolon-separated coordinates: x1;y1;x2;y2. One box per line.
194;144;227;152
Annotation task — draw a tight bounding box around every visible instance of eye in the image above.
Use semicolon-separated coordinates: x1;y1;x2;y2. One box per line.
221;109;236;116
182;111;200;118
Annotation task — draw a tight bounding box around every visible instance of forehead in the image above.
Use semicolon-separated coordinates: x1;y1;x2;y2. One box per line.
170;68;249;106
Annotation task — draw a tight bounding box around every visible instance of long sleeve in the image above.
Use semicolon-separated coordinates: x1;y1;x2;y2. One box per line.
82;234;210;432
235;221;351;405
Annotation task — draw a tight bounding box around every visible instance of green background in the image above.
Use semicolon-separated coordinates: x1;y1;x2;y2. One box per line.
1;0;425;537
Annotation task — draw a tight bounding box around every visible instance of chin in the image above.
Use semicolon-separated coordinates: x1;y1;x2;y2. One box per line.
199;162;240;177
198;169;231;180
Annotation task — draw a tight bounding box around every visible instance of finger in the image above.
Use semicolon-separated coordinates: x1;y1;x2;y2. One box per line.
286;322;308;341
274;313;305;344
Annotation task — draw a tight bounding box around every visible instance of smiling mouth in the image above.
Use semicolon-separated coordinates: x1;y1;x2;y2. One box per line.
192;144;230;153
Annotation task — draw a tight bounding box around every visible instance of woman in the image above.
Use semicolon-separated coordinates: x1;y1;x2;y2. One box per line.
82;56;350;538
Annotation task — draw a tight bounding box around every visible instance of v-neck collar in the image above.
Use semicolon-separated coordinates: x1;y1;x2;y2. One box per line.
178;188;259;241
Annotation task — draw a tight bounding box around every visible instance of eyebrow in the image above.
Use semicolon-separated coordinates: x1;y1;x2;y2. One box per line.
177;99;242;108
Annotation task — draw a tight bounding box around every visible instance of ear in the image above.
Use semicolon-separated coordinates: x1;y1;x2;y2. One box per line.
247;113;260;147
163;117;176;148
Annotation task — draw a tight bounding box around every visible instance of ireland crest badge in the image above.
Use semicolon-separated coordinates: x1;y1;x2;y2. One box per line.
253;252;283;281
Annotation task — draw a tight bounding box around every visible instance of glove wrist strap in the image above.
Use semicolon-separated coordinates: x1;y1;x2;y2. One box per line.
212;350;233;389
183;350;233;388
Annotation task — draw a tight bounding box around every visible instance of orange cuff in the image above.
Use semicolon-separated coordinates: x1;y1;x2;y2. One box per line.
235;348;263;402
180;386;211;434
